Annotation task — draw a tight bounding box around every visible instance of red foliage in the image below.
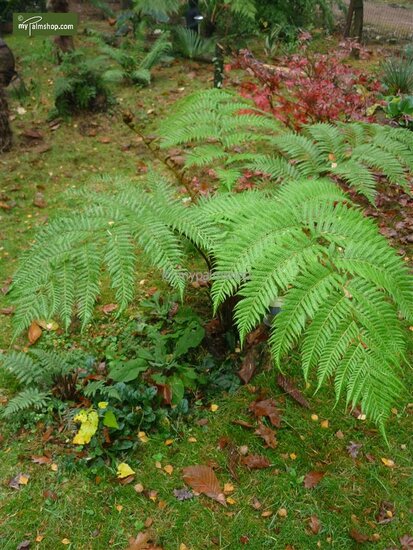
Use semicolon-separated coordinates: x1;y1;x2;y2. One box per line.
235;39;382;129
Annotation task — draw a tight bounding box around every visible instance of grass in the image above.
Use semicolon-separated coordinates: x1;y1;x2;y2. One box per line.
0;17;412;550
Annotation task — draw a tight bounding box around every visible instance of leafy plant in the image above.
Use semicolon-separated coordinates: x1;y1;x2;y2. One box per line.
102;35;172;86
159;89;413;200
235;42;382;128
8;168;413;433
381;56;413;96
0;349;83;417
51;50;113;117
385;95;413;130
133;0;181;21
173;27;214;61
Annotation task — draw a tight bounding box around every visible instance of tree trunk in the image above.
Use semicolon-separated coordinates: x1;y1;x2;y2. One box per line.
344;0;364;42
213;43;224;89
47;0;75;56
0;87;12;153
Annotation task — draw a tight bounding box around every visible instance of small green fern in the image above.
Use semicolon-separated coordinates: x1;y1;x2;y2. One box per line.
0;349;80;417
102;35;172;86
1;388;50;417
8;171;413;433
158;89;413;200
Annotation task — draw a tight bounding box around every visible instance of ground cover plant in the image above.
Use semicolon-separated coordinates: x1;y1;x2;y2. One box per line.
0;3;412;549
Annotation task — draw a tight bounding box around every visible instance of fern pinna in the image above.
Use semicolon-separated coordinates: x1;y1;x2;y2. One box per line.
8;173;413;434
158;89;413;202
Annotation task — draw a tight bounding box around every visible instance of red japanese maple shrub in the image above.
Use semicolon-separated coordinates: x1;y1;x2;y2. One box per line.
235;39;382;129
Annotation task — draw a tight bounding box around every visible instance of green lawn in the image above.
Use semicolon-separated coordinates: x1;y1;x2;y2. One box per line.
0;18;412;550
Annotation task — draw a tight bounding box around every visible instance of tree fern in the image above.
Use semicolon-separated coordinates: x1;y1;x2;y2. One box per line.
158;89;413;201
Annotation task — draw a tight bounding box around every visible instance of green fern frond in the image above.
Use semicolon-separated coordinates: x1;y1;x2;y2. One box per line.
158;90;413;199
1;388;50;418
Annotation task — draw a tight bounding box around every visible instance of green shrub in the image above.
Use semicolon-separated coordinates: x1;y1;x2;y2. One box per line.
51;51;113;118
381;56;413;96
102;34;172;86
173;27;214;61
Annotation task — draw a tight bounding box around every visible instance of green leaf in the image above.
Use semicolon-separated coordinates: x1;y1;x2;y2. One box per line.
109;358;148;382
169;375;185;404
174;321;205;358
103;410;119;429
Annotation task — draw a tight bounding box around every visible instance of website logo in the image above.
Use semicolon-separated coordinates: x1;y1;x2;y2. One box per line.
13;13;78;37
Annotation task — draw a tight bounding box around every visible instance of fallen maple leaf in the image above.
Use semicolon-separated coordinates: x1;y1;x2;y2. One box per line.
400;535;413;550
303;471;325;489
31;455;52;465
126;530;164;550
249;399;281;427
254;422;277;449
277;374;309;408
241;454;270;469
73;409;98;445
28;321;42;345
182;465;226;506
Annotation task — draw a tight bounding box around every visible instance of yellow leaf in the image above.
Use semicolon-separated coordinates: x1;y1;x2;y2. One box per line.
61;539;71;545
73;409;99;445
36;319;59;331
226;496;236;505
278;508;288;517
117;462;135;479
381;458;395;468
289;453;297;460
164;464;174;475
98;401;108;409
224;483;234;494
19;474;29;485
36;535;44;542
115;504;123;512
261;511;272;517
138;431;149;443
188;437;197;443
320;420;329;429
311;414;319;421
180;545;188;550
164;439;174;446
51;463;58;472
210;404;219;412
155;461;162;469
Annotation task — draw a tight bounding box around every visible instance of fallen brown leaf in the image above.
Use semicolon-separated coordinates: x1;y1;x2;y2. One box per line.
31;455;52;465
349;528;369;543
238;347;258;384
28;321;42;345
126;531;163;550
241;454;270;469
277;374;309;408
249;398;281;428
232;419;255;429
303;471;325;489
254;422;277;449
182;465;226;506
308;515;321;534
102;303;118;314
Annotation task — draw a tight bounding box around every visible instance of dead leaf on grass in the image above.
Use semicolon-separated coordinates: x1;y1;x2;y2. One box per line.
303;471;325;489
277;374;309;408
249;398;281;428
182;465;226;506
254;422;277;449
241;454;270;469
28;321;42;345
